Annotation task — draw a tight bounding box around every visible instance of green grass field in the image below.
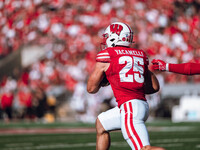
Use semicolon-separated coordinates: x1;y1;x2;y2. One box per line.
0;120;200;150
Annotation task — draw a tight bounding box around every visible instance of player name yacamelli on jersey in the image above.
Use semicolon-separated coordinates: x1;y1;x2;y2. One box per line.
96;46;149;107
115;49;144;56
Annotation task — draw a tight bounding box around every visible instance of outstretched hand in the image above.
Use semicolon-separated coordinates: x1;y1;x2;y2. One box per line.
151;59;167;71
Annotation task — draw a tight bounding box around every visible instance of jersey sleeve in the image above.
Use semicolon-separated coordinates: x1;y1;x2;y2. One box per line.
169;63;200;75
96;50;111;63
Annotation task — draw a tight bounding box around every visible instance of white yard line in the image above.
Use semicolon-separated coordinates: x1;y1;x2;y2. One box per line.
5;143;33;147
156;143;183;147
148;126;197;132
152;138;200;143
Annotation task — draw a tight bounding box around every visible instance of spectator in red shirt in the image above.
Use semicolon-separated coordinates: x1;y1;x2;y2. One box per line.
17;86;33;119
1;89;14;121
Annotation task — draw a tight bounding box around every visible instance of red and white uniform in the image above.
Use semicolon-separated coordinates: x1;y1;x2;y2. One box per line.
97;46;150;150
96;46;149;107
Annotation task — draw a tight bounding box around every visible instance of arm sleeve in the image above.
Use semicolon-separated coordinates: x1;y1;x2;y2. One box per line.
169;63;200;75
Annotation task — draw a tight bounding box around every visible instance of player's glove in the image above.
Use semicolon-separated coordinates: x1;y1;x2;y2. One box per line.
151;59;169;71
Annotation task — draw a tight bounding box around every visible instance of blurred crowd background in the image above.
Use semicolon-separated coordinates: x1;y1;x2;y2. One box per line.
0;0;200;123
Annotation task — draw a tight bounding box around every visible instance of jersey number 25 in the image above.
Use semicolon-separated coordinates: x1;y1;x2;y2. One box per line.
119;56;144;83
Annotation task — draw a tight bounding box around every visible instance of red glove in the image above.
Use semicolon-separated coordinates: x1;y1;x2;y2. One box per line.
151;59;168;71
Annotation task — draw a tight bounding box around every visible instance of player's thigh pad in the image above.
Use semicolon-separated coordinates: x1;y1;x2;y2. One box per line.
98;106;121;131
120;99;150;150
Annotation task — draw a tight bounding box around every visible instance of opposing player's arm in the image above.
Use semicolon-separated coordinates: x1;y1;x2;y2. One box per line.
87;62;109;94
144;69;160;94
152;59;200;75
169;63;200;75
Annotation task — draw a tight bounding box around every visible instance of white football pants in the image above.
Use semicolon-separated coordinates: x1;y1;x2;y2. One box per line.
98;99;150;150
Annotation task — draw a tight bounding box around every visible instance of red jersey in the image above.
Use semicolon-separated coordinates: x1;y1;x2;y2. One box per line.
96;46;149;107
1;92;14;109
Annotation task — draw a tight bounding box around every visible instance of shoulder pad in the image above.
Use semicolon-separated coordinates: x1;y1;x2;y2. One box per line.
96;50;111;63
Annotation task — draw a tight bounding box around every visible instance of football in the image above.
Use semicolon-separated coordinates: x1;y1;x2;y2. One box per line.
100;75;110;87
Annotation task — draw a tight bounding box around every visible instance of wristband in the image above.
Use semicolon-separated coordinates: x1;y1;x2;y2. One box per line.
166;63;169;71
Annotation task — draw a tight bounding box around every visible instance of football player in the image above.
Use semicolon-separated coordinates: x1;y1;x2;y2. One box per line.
87;22;165;150
152;59;200;75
